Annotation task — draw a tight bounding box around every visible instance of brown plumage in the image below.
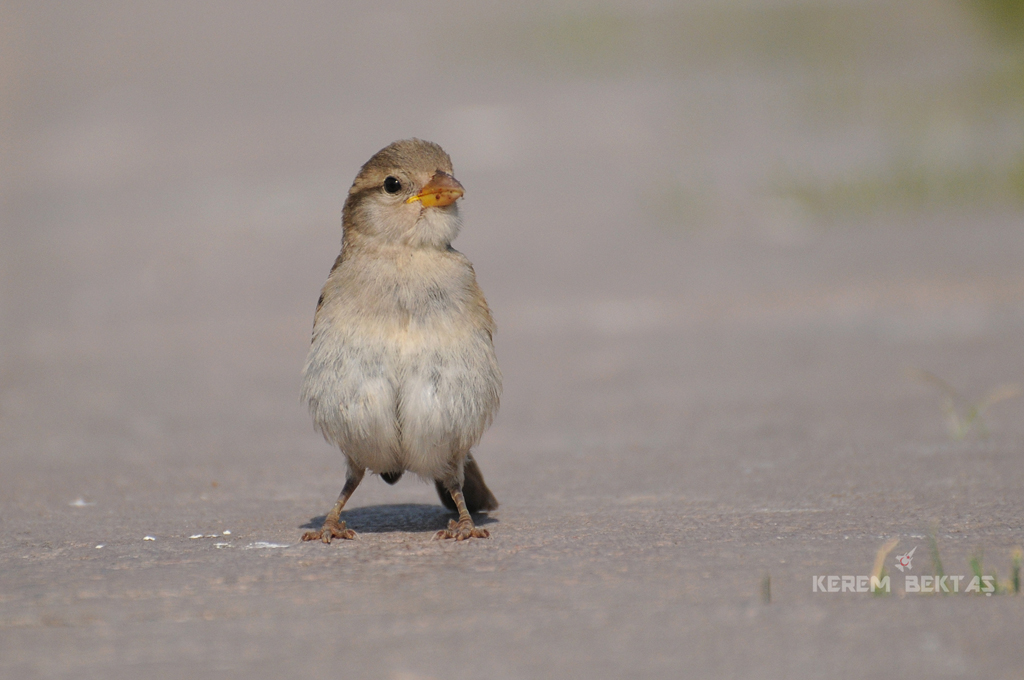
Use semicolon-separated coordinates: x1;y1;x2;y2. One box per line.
300;139;501;542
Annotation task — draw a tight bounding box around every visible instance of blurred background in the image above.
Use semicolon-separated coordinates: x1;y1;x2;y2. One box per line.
2;0;1023;497
3;1;1024;676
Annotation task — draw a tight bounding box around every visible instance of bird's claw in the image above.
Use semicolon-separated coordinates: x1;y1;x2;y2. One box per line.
433;518;489;541
302;518;356;543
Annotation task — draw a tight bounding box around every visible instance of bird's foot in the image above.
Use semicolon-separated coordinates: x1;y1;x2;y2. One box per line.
433;517;489;541
302;518;356;543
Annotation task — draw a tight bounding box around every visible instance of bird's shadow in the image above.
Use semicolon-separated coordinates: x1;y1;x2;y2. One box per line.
300;503;498;534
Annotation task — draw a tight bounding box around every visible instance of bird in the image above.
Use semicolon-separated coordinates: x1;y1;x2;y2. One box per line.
300;138;501;543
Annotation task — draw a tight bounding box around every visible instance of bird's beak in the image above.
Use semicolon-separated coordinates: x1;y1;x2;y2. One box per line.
406;171;464;207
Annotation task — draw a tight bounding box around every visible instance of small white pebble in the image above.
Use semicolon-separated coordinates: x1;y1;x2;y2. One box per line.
95;545;104;549
222;530;231;535
214;542;232;549
143;536;156;541
205;535;217;538
189;534;203;539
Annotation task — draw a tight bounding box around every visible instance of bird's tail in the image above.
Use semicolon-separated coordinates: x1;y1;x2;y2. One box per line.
435;452;498;513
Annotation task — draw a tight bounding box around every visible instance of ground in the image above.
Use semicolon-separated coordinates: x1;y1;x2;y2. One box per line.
2;2;1023;678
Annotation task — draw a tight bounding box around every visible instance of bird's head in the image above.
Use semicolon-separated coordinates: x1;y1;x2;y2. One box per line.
342;138;465;249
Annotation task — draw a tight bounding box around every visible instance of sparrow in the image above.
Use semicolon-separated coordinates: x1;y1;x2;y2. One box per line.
300;139;501;542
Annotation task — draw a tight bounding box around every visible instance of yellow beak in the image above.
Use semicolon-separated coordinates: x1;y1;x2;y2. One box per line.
406;171;464;207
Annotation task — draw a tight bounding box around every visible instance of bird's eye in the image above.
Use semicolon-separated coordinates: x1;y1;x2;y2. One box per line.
383;176;402;194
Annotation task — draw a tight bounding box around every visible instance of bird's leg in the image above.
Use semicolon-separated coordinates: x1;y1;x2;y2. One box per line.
434;484;489;541
302;466;365;543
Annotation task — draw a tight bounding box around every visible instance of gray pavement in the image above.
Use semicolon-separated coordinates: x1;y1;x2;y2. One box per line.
2;2;1024;678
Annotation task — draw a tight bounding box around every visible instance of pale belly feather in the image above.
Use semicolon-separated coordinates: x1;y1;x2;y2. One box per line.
301;320;500;479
